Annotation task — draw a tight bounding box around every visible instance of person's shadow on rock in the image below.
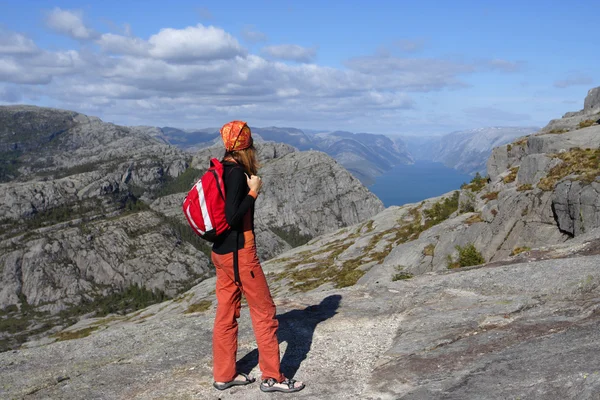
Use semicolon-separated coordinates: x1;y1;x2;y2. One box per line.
236;294;342;379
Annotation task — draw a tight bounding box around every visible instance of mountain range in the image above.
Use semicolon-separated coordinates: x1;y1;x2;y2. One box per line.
147;124;539;186
146;125;414;185
0;106;382;350
399;126;540;175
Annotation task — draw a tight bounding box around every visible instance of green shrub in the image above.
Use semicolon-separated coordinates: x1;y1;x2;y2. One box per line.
391;266;413;281
424;192;459;226
447;243;485;269
54;162;102;178
271;225;312;247
161;215;212;257
58;284;168;320
0;150;22;182
461;172;488;192
156;167;202;197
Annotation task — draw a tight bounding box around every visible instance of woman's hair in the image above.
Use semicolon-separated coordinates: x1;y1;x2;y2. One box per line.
224;144;260;175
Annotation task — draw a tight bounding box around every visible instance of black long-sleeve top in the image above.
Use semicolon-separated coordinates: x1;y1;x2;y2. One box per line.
212;161;256;254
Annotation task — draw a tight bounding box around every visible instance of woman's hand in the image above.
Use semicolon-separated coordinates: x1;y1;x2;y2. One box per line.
246;174;263;193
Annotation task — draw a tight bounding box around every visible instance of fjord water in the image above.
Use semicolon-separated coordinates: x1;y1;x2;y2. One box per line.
369;161;473;207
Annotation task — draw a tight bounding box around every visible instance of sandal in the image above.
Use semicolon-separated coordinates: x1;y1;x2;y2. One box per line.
260;378;305;393
213;373;256;390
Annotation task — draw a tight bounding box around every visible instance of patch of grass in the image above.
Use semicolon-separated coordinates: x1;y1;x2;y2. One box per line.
548;128;569;134
538;148;600;191
282;253;366;292
276;195;461;292
513;138;528;147
465;213;484;225
578;119;598;129
517;183;533;191
503;167;519;184
392;266;413;281
447;243;485;269
423;244;435;256
184;300;212;314
173;292;194;304
362;220;375;233
460;172;488;192
52;326;99;341
511;246;531;256
481;191;499;202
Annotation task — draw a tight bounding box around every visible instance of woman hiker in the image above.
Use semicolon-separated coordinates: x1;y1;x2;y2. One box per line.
211;121;305;394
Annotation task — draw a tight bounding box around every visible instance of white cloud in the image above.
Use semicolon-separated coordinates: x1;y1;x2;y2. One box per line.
0;31;39;55
0;49;83;85
261;44;317;63
554;72;593;88
486;59;522;72
147;25;245;62
97;33;150;56
1;19;528;132
0;58;52;84
345;54;475;91
45;8;98;40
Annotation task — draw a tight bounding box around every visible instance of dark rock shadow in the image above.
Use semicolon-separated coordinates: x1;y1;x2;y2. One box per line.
236;294;342;379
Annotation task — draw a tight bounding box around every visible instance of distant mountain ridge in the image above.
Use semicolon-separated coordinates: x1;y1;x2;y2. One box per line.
399;126;539;175
149;125;414;185
154;124;539;181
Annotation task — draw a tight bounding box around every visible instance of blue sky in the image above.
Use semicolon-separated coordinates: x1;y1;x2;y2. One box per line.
0;0;598;135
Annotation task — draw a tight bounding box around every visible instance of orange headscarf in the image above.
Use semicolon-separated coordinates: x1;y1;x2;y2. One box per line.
220;120;253;152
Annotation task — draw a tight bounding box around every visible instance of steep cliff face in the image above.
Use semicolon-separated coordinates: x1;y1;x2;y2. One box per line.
0;105;383;350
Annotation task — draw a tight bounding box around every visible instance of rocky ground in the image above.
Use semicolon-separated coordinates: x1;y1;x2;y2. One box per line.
1;234;599;399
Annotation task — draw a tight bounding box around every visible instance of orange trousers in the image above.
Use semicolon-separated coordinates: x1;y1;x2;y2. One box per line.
211;246;285;383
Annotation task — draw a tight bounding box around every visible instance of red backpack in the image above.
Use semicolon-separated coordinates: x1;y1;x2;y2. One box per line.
182;158;230;242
